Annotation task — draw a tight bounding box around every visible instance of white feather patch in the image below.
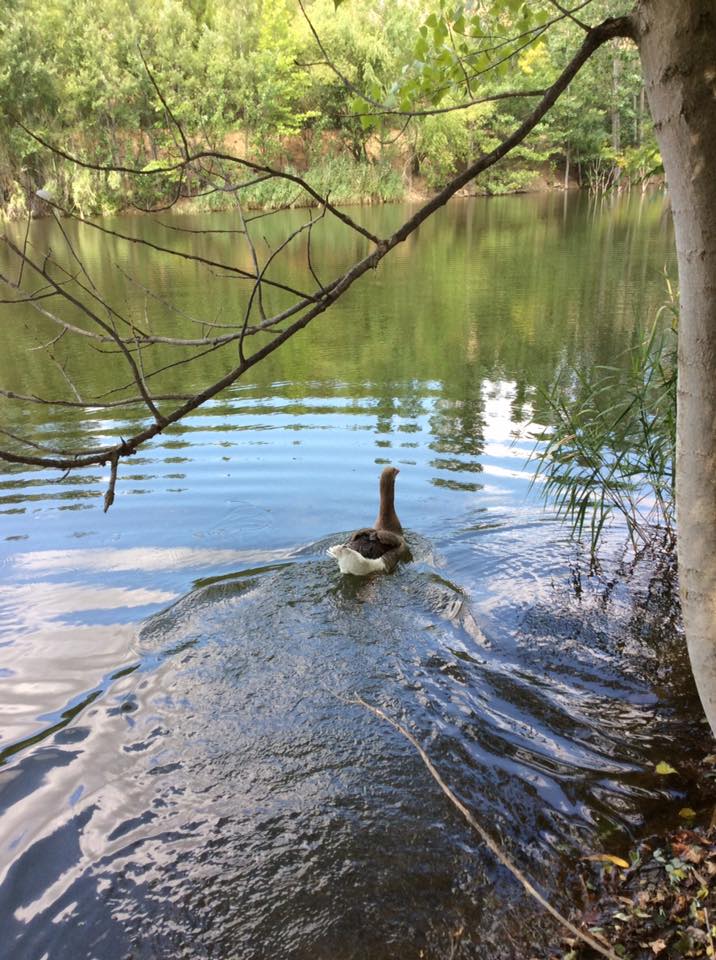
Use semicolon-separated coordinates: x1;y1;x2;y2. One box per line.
327;544;386;575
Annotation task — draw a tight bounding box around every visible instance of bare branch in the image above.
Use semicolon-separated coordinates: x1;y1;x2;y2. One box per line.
113;261;237;331
28;328;68;352
240;205;327;361
0;427;78;458
3;236;166;423
234;192;267;332
130;169;185;214
0;388;193;409
349;89;548;121
103;452;119;512
1;14;633;479
35;195;318;302
137;45;191;160
547;0;592;32
152;218;246;236
0;288;62;305
349;695;620;960
16;118;382;244
49;207;99;294
16;194;33;288
47;348;83;403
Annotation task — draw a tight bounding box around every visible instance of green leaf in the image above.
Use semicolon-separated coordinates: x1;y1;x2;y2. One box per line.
655;761;678;775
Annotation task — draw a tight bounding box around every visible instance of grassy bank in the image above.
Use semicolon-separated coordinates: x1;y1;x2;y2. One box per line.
0;134;557;221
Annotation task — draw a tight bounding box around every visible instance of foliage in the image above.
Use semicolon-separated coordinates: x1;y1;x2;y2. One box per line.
531;282;678;555
411;102;547;192
0;0;661;217
235;153;403;208
571;817;716;960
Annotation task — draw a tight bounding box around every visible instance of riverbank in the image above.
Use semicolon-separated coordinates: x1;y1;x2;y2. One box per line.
0;130;571;222
552;751;716;960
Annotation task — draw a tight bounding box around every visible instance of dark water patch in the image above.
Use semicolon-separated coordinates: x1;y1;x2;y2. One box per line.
0;192;688;958
0;537;700;959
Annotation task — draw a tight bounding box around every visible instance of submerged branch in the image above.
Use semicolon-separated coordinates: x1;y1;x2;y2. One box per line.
350;695;620;960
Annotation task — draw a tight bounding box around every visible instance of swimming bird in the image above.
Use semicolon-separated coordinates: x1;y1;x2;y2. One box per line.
328;466;407;575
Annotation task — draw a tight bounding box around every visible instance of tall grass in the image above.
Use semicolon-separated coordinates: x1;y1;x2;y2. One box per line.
237;155;404;210
531;282;678;556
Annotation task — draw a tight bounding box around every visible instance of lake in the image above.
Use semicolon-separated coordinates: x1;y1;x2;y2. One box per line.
0;190;700;959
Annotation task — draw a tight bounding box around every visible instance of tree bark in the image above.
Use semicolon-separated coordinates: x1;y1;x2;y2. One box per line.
564;144;570;190
633;0;716;730
611;54;622;152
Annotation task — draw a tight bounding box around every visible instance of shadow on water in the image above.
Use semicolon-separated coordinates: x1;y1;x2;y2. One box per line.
0;535;703;960
0;191;693;958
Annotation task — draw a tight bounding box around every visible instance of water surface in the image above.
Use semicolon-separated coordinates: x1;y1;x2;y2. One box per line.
0;191;698;959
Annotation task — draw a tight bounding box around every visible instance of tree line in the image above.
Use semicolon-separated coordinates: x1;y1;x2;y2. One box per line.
0;0;657;218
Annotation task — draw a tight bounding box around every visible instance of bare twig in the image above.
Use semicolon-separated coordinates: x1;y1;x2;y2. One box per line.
3;236;166;423
349;695;620;960
137;45;191;160
0;427;76;457
547;0;592;32
47;349;83;403
0;388;193;409
16;196;33;288
35;195;317;302
240;205;327;361
103;452;119;512
152;218;246;236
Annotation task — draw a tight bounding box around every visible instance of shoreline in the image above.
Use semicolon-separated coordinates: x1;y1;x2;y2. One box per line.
1;177;612;223
1;156;628;223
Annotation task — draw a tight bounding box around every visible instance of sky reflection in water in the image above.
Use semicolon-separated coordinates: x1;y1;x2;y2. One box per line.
0;192;698;960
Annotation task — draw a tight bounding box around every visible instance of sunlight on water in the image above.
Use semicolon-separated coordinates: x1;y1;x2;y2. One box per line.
0;192;697;959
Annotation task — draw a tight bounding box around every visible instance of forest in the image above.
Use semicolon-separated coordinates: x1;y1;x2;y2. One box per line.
1;0;659;217
1;2;715;959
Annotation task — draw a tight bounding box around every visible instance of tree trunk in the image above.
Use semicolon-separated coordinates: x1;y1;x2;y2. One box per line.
633;0;716;731
611;54;622;153
564;144;570;190
639;85;646;145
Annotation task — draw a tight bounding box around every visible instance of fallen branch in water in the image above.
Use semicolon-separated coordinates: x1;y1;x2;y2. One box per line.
349;694;619;960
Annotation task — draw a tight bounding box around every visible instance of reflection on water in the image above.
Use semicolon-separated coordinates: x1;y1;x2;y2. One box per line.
0;192;699;959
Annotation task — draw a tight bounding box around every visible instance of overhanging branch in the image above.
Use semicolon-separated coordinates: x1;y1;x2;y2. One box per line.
0;14;634;507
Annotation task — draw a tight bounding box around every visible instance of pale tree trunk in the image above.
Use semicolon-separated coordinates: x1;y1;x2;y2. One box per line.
633;0;716;731
611;54;622;152
564;144;570;190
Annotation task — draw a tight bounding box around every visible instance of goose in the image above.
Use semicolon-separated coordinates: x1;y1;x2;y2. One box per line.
328;466;407;575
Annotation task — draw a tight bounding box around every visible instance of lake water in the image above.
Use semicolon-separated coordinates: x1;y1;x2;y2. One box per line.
0;191;701;958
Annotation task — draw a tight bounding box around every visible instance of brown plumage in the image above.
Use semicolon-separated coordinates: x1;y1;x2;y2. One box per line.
328;467;407;575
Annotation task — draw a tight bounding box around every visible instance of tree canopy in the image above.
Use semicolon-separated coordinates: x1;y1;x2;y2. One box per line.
0;0;656;217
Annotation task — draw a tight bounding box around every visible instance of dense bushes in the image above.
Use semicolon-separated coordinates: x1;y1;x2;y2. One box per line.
0;0;658;218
